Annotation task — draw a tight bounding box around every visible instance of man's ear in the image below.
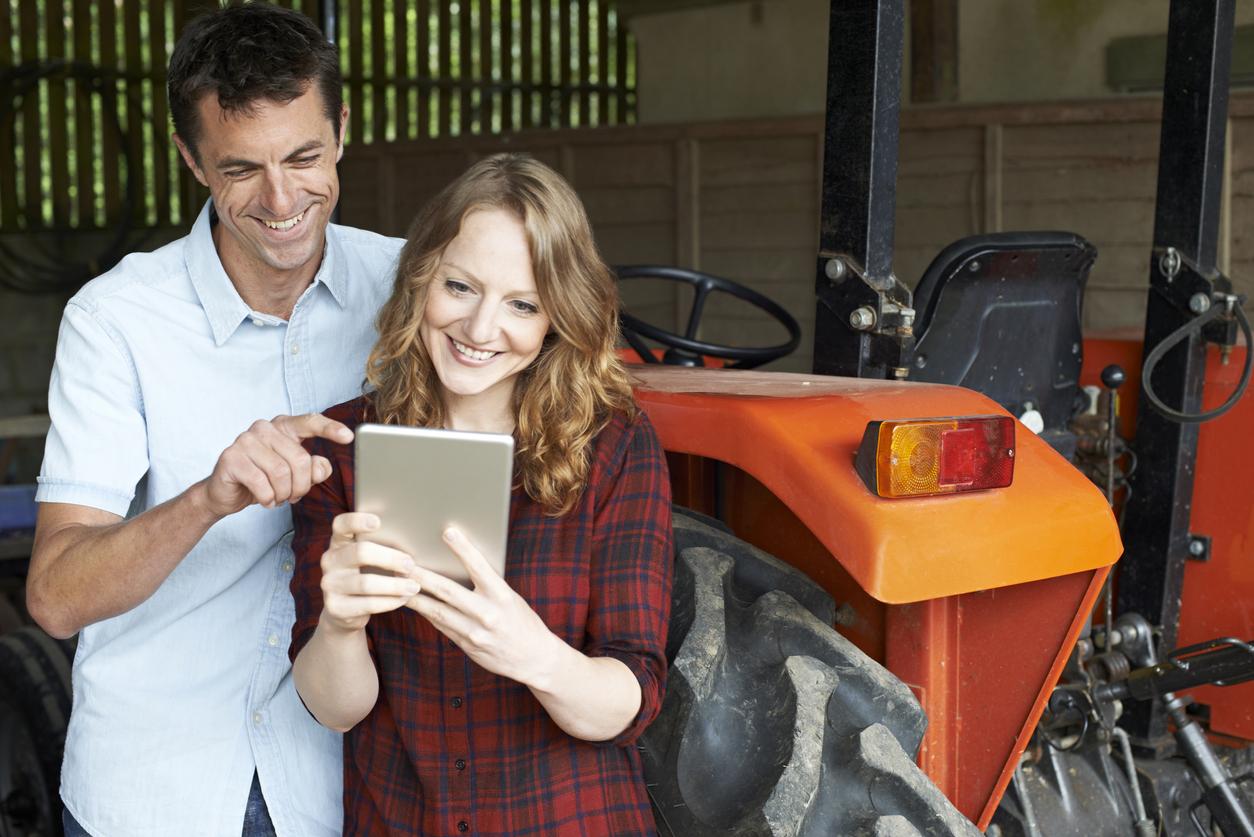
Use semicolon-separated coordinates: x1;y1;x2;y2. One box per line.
335;104;349;162
173;134;209;187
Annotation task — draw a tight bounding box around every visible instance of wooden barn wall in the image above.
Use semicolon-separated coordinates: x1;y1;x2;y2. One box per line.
340;95;1254;373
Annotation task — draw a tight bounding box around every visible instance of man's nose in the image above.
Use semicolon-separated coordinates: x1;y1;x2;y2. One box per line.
260;170;298;217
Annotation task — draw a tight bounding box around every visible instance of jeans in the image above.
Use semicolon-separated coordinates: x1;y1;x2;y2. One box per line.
62;772;276;837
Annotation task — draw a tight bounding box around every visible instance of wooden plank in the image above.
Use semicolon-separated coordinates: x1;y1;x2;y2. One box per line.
459;0;472;134
371;0;387;142
72;0;94;225
47;0;71;227
149;0;170;225
500;0;513;132
615;19;628;124
577;0;589;126
438;0;451;136
909;0;957;104
574;142;673;187
539;0;553;127
700;136;817;187
123;0;145;224
394;0;408;140
0;0;17;227
596;0;609;126
172;0;193;224
417;0;430;139
578;185;673;225
520;0;533;129
559;0;571;126
983;124;1002;233
675;139;699;268
349;0;364;143
99;0;120;221
479;0;491;133
19;0;44;227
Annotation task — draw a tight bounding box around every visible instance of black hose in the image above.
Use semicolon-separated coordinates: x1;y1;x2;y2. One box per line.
0;59;140;295
1141;299;1253;423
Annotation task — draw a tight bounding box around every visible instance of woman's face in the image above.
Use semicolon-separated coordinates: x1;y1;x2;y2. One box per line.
420;208;552;418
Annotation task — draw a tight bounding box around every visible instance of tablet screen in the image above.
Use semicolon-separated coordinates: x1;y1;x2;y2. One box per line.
354;424;514;585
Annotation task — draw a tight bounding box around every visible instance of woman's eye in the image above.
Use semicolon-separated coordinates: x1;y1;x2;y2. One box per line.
445;279;472;294
511;300;540;315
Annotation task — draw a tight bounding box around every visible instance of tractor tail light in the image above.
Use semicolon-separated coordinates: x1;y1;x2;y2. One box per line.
855;415;1016;499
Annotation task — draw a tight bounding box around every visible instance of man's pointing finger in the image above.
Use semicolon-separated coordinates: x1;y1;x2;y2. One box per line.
278;413;354;444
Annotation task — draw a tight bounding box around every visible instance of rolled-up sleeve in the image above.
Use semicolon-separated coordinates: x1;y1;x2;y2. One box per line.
585;414;673;747
37;301;148;516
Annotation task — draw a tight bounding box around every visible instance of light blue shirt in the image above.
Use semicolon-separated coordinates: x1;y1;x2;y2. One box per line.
37;202;403;837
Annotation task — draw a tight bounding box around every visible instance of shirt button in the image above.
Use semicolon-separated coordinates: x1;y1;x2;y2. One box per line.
290;342;300;355
267;634;279;647
281;561;293;573
451;696;463;709
252;712;263;725
457;821;469;833
454;758;466;771
251;317;263;327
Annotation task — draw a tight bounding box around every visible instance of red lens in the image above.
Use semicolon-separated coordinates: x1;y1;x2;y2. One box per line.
946;417;1014;490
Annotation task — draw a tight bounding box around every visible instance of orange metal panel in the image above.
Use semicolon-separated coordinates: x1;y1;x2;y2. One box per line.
634;366;1123;604
1083;336;1254;742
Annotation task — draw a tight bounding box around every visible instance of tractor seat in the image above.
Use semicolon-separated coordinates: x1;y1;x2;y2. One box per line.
909;231;1097;456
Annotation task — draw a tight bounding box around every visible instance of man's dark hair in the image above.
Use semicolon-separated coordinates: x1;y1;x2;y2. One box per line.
168;2;342;161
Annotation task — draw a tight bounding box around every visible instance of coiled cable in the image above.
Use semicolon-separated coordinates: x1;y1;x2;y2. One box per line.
1141;298;1252;423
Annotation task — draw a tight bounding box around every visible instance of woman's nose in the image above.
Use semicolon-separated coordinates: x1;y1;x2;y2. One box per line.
464;302;500;345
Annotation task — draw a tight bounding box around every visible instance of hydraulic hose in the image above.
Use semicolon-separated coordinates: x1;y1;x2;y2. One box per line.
1141;298;1253;423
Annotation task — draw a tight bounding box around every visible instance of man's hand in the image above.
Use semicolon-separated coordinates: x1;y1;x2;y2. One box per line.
320;512;420;634
201;413;353;517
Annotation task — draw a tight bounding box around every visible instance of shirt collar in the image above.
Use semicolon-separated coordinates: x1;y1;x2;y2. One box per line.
185;200;348;347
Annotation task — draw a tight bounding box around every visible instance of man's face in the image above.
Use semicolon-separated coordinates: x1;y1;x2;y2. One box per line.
174;87;348;285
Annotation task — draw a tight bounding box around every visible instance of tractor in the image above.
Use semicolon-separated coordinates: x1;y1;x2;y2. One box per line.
618;0;1254;835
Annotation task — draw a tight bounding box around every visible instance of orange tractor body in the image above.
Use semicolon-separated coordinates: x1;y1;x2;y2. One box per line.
629;365;1123;828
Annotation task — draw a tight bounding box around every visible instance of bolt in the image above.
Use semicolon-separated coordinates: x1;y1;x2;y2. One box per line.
1189;293;1211;315
968;260;980;273
825;258;847;283
1160;247;1181;280
914;353;928;369
1189;539;1205;557
849;306;877;331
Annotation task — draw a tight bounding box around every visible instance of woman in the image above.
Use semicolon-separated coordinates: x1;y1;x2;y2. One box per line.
288;153;673;836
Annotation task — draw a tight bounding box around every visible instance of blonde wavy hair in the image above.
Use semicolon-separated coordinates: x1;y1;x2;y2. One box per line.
366;153;639;516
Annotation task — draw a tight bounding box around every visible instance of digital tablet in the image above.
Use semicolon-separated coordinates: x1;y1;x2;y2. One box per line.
354;423;514;586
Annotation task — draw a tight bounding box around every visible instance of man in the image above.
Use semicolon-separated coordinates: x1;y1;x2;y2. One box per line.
28;4;402;835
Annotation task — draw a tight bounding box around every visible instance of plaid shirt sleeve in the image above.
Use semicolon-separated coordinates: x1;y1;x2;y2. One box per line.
585;412;674;747
289;399;363;662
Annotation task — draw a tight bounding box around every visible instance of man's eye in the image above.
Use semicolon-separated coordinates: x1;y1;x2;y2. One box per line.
293;156;319;166
225;170;250;179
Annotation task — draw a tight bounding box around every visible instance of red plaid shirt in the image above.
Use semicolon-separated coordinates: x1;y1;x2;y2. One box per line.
290;397;672;836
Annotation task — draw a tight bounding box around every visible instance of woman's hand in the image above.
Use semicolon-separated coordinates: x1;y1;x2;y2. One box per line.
320;512;420;634
405;527;562;687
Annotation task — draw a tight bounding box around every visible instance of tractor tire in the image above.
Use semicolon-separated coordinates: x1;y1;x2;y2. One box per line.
642;509;981;837
0;626;73;836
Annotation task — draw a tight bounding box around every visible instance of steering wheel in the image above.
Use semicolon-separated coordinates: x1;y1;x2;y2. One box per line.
615;265;801;369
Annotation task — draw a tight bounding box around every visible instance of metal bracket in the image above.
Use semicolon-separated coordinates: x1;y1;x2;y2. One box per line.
1153;246;1240;349
815;251;916;379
